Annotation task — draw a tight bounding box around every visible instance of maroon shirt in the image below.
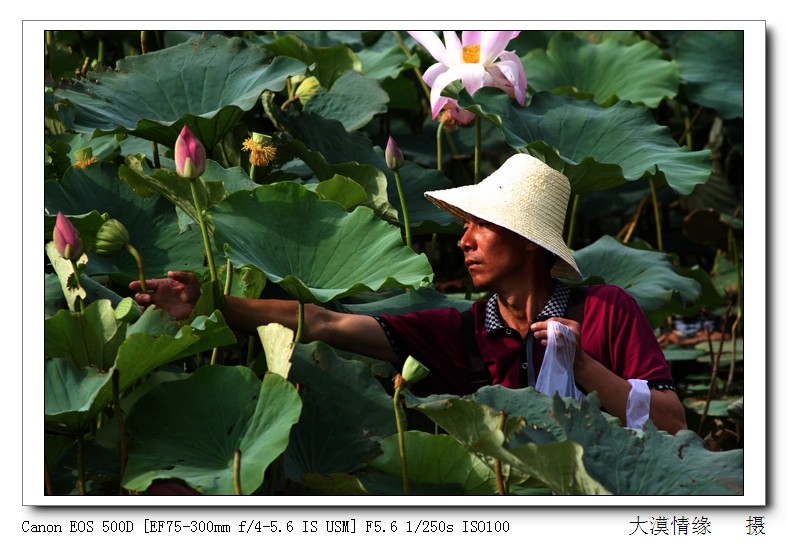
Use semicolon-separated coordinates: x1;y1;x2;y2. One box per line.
376;284;675;396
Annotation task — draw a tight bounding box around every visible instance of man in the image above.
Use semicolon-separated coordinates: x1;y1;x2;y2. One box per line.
131;154;687;434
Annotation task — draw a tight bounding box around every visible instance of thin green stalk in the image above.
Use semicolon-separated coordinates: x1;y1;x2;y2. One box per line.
112;369;127;494
393;169;412;249
70;260;86;312
473;117;481;184
190;178;218;283
249;163;256;181
294;302;305;344
140;31;149;54
392;31;431;103
494;411;508;495
77;434;86;495
234;450;242;495
566;194;581;249
648;177;663;251
126;244;147;293
210;259;234;365
393;384;409;495
436;120;446;171
151;141;161;169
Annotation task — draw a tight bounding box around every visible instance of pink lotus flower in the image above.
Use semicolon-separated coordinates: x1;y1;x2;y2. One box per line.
408;31;527;119
53;211;84;260
174;125;206;179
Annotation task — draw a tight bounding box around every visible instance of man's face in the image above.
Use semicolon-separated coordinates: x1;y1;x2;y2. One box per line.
459;216;532;292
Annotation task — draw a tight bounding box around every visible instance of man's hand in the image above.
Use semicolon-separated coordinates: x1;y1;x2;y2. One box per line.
129;271;201;320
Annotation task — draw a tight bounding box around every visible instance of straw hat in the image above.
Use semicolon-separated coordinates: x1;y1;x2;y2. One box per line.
425;153;582;280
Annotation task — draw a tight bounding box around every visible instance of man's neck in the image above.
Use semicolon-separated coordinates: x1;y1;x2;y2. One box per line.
495;273;554;335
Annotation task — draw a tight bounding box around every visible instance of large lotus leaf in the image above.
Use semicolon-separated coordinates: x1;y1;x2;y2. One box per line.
357;44;416;81
46;132;124;164
44;162;205;283
368;431;497;494
123;367;302;495
673;31;743;119
278;111;458;231
44;357;114;433
402;388;607;494
114;310;236;392
44;299;125;371
44;241;88;312
283;341;397;481
304;70;388;131
282;138;397;222
54;35;305;149
210;182;434;303
257;323;295;379
524;32;679;108
407;386;743;495
454;90;712;196
118;156;257;234
265;34;361;89
573;235;701;314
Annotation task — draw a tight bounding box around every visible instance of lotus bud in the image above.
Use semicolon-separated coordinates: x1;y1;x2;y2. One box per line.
401;355;429;385
174;125;206;179
385;136;404;171
295;76;321;106
94;218;130;256
53;211;84;260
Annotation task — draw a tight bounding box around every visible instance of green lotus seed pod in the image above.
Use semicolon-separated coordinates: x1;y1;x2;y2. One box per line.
94;219;130;256
115;297;142;323
402;355;429;384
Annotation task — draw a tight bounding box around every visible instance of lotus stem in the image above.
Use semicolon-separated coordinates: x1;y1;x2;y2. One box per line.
112;368;128;494
436;120;445;171
566;194;581;249
648;177;663;251
69;259;85;312
151;142;160;169
190;177;218;283
392;31;431;104
77;434;86;495
140;31;149;54
210;259;233;365
698;302;733;433
393;169;412;249
234;450;242;495
44;456;53;496
393;381;409;495
473;117;481;184
126;244;147;293
294;302;305;344
494;411;507;495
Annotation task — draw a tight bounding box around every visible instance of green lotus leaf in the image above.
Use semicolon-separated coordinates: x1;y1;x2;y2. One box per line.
116;310;236;384
573;235;701;314
123;367;302;495
406;386;743;495
339;286;473;315
524;32;679;108
284;342;397;481
304;70;389;131
211;182;433;303
673;31;743;119
119;156;257;234
257;323;295;379
454;90;712;196
54;35;306;149
315;175;368;210
357;44;414;81
44;299;125;371
368;431;497;494
282;138;397;222
45;357;114;434
44;162;205;283
279;111;458;231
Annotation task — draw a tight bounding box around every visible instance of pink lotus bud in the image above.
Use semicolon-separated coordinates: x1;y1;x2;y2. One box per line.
174;125;206;179
385;136;404;171
53;211;84;260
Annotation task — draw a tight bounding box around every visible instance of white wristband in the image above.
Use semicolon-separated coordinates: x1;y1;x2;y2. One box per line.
626;379;651;429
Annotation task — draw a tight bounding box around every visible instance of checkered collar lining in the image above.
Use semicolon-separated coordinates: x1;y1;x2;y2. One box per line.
484;280;571;334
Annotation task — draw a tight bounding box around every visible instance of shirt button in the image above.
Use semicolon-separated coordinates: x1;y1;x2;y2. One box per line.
521;362;528;370
505;328;512;335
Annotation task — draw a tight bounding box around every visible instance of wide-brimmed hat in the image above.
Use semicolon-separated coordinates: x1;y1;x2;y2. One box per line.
425;153;582;280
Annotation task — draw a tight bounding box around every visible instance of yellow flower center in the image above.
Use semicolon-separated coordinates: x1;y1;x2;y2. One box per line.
242;137;277;167
73;156;99;169
463;44;480;63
